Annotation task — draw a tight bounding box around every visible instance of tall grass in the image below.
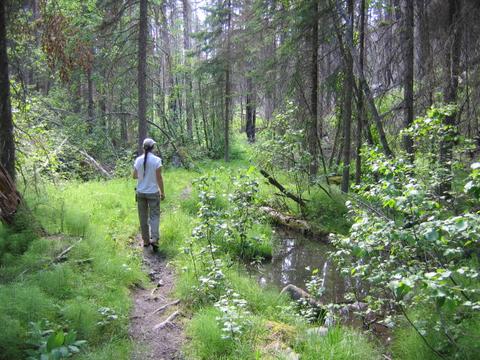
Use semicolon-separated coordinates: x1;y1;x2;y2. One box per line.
294;326;383;360
0;136;371;359
0;178;148;359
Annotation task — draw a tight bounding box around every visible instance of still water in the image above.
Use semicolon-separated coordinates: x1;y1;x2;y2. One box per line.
251;228;346;304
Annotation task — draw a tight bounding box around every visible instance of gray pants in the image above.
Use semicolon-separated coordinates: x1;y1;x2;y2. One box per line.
136;192;160;245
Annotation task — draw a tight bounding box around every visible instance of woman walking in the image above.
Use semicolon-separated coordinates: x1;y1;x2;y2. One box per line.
133;138;165;252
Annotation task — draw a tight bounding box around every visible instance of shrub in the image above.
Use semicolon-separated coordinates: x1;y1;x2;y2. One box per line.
331;107;480;358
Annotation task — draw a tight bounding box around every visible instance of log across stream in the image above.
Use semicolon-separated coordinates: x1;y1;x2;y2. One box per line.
248;228;347;304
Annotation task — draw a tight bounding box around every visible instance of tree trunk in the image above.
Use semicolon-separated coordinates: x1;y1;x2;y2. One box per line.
309;0;319;178
0;1;15;181
182;0;193;139
245;76;256;143
87;67;95;130
402;0;414;155
0;163;20;225
198;78;210;151
224;0;232;162
355;0;366;184
333;6;393;157
120;104;128;145
137;0;148;153
341;0;354;193
439;0;462;196
416;0;432;107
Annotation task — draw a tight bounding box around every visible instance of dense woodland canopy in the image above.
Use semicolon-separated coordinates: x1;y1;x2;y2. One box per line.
1;0;479;181
1;0;480;359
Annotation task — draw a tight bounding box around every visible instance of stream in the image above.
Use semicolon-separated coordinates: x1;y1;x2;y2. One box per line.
250;228;347;304
250;228;392;343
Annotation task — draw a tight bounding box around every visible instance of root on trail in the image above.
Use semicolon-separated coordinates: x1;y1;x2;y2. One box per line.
150;299;180;317
153;310;181;331
129;236;185;360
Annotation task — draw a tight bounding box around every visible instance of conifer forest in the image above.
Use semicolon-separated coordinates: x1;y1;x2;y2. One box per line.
1;0;480;359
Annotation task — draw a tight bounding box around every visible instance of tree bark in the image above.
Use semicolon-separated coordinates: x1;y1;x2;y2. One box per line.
259;170;306;208
0;164;20;225
439;0;462;196
120;101;128;144
182;0;193;139
402;0;414;155
137;0;148;153
224;0;232;162
332;3;393;157
416;0;432;107
0;1;15;181
355;0;366;184
309;0;319;178
245;75;256;143
87;67;95;130
341;0;353;193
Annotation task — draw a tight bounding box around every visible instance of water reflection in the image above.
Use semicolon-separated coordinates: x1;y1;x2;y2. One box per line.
252;229;346;304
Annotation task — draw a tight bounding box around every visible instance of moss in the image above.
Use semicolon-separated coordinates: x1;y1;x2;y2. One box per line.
264;320;297;343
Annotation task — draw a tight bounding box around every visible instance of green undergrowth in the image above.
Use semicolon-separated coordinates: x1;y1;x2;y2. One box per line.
0;137;364;359
250;167;351;236
391;307;480;360
158;141;378;359
0;178;152;359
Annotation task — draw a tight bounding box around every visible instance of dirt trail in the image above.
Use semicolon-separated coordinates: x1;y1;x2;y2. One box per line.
129;237;185;360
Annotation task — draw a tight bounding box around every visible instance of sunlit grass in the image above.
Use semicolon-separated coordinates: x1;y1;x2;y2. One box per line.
294;326;383;360
0;136;368;359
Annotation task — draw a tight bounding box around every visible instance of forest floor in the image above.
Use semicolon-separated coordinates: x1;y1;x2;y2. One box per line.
129;235;185;360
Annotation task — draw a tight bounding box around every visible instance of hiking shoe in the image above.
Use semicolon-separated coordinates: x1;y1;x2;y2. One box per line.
152;243;159;253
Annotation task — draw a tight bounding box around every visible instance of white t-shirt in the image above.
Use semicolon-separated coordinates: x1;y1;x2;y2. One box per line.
134;153;163;194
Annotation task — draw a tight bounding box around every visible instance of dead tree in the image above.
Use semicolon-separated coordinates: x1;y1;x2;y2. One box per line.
0;163;21;225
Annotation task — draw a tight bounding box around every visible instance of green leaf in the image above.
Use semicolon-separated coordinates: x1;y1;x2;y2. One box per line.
425;229;439;241
68;345;80;353
436;296;446;308
454;220;468;231
391;280;413;300
47;331;64;352
352;246;366;258
64;331;76;345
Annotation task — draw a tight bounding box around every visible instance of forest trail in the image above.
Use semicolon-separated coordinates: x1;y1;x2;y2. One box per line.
129;236;185;360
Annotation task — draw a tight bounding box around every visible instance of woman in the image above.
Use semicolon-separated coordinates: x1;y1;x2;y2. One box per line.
133;138;165;252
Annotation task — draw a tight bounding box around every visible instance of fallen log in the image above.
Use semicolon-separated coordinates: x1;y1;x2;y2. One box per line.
259;169;306;208
147;120;189;169
260;206;310;233
78;150;112;179
280;284;322;308
53;237;84;263
16;236;83;279
280;284;372;326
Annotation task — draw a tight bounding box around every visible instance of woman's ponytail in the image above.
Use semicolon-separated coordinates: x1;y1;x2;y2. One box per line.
143;145;153;176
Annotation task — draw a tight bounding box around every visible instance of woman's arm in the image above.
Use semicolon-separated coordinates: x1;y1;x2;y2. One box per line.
156;167;165;200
